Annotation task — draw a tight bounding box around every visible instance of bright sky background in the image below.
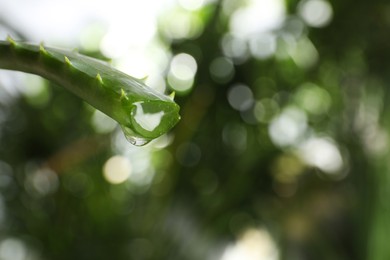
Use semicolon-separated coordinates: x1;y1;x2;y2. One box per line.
0;0;177;76
0;0;174;44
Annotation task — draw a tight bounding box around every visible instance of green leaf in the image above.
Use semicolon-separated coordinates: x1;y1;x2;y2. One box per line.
0;38;180;145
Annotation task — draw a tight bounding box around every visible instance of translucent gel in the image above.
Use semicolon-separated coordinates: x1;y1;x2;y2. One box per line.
120;125;151;146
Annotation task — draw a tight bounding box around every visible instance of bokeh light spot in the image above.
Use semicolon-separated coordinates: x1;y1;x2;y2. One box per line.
289;37;318;69
178;0;205;11
294;83;331;115
298;0;333;28
249;33;277;59
80;23;107;52
272;153;304;184
100;31;128;59
221;34;249;63
91;110;117;134
227;84;254;111
115;48;154;79
209;57;235;84
269;107;307;147
21;74;50;107
103;155;132;184
170;53;197;81
254;99;280;123
145;74;167;94
299;137;343;174
160;9;204;40
229;0;285;38
168;53;198;93
220;228;279;260
0;238;27;260
25;167;59;197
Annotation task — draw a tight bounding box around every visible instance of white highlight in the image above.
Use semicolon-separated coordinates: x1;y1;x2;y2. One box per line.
168;53;198;92
220;228;279;260
133;103;164;132
269;107;307;147
0;238;27;260
170;53;197;81
230;0;285;39
91;110;117;134
299;0;333;28
178;0;205;11
103;155;132;184
299;137;343;174
249;34;277;59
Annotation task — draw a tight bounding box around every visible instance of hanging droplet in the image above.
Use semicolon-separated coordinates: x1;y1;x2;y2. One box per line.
120;125;151;146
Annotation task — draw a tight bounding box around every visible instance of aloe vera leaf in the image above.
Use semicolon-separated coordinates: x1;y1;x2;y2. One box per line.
0;37;180;145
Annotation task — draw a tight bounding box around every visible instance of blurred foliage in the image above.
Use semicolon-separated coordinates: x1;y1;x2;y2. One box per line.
1;0;390;259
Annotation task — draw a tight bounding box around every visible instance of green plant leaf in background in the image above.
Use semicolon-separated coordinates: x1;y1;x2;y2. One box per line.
0;37;180;145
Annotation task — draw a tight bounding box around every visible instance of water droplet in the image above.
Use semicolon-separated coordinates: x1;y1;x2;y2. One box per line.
121;125;151;146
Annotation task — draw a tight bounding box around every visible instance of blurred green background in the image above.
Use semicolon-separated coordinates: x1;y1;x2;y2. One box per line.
0;0;389;259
